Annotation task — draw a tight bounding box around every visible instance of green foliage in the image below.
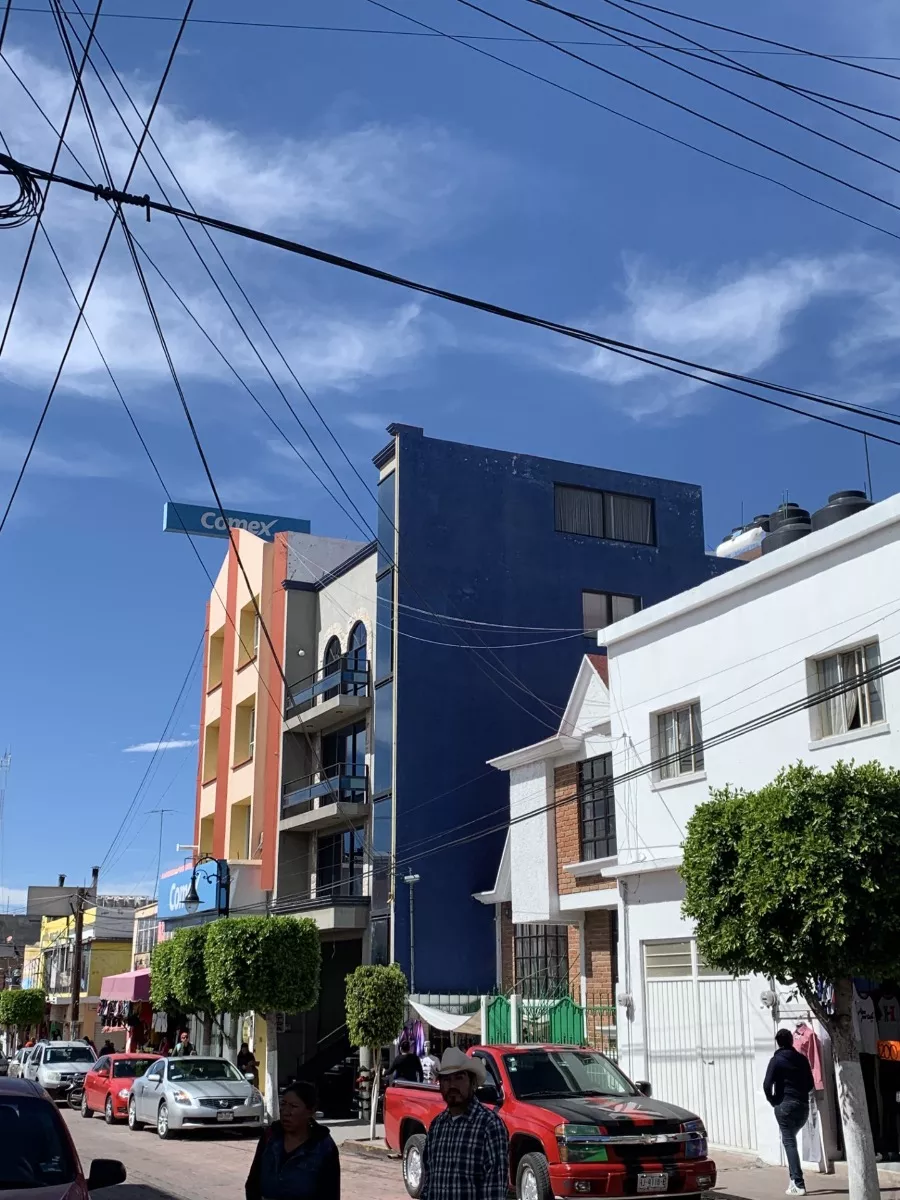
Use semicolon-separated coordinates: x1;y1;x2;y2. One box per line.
205;916;320;1015
150;937;179;1012
0;988;46;1030
681;760;900;986
169;925;212;1015
345;964;407;1050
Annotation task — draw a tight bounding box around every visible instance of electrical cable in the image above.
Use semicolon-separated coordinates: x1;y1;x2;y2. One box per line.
0;0;194;535
6;147;900;450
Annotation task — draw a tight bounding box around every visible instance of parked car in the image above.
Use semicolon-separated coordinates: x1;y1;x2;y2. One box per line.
0;1075;126;1198
8;1048;32;1079
82;1052;161;1124
0;1051;8;1076
128;1055;265;1139
384;1044;717;1200
24;1040;96;1101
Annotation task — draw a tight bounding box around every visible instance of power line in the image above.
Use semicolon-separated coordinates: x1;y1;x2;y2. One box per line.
4;145;900;452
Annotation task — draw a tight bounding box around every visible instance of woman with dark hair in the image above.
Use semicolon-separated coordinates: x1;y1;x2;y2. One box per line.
245;1081;340;1200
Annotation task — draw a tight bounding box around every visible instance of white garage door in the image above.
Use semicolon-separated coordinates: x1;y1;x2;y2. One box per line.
643;940;758;1152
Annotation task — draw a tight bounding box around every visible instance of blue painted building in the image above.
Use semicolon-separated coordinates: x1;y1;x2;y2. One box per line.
371;425;732;995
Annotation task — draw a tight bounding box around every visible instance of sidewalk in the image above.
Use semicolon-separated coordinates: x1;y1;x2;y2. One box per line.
322;1117;386;1147
713;1149;900;1200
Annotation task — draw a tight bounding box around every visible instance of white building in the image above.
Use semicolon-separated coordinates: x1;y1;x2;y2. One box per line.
601;490;898;1163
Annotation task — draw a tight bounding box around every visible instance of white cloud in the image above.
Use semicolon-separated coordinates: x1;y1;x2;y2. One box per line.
123;739;197;753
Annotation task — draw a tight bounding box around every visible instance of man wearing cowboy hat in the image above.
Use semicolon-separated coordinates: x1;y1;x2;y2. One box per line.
421;1046;509;1200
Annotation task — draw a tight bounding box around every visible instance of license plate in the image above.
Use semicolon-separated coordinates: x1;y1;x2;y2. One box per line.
637;1174;668;1192
216;1110;234;1122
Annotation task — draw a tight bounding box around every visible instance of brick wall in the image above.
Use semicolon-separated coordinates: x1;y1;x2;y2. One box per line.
499;902;515;993
583;909;616;1005
555;762;617;897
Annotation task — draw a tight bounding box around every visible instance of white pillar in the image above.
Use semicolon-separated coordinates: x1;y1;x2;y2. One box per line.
510;993;522;1043
480;995;489;1043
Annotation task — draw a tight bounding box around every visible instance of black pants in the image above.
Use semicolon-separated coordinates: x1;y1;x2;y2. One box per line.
880;1059;900;1158
775;1099;809;1187
860;1053;881;1152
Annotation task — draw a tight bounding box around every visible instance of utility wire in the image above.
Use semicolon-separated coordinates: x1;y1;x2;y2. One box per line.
0;0;194;535
4;145;900;451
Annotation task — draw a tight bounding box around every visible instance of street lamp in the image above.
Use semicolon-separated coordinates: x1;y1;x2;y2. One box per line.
403;874;420;995
183;855;226;916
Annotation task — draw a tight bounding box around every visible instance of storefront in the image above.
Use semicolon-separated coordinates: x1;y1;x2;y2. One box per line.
98;969;152;1052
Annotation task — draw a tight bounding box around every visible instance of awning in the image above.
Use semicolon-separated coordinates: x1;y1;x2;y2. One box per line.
408;999;482;1035
100;968;151;1002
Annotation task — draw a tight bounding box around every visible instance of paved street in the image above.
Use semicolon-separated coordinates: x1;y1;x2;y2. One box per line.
62;1109;405;1200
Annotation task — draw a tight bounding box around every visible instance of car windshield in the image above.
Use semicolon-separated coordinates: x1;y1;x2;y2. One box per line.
167;1059;244;1083
502;1050;638;1100
45;1047;95;1064
113;1058;156;1079
0;1097;77;1189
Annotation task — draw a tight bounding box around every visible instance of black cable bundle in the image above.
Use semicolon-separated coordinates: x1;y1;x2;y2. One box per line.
0;153;41;227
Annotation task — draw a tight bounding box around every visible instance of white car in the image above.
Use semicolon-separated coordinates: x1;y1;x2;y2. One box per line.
128;1056;265;1139
8;1048;32;1079
24;1040;96;1100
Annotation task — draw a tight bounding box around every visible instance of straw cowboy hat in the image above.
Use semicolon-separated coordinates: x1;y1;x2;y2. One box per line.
436;1046;487;1086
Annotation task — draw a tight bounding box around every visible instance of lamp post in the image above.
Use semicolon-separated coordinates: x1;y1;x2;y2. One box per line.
183;855;229;917
403;874;420;994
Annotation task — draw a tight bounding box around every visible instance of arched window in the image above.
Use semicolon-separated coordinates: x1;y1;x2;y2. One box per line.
348;622;368;695
323;636;342;700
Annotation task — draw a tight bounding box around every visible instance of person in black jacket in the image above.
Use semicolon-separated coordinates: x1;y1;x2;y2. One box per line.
764;1029;815;1195
246;1081;339;1200
388;1039;424;1084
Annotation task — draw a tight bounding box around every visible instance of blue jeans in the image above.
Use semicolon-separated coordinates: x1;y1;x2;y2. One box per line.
775;1099;809;1187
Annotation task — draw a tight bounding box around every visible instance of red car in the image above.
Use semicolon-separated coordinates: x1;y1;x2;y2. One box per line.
0;1075;125;1198
384;1044;717;1200
81;1052;161;1124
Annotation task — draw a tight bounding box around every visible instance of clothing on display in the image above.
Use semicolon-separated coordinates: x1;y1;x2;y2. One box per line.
878;993;900;1041
794;1023;824;1091
152;1011;168;1033
853;989;879;1057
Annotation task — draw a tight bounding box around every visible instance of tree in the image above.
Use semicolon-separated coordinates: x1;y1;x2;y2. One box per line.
205;916;321;1117
681;760;900;1200
0;988;46;1040
149;937;179;1014
169;925;212;1016
346;964;408;1137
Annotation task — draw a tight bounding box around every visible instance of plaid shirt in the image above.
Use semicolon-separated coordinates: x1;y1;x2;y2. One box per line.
422;1098;509;1200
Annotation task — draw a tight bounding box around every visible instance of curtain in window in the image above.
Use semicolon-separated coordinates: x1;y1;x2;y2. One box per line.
657;710;676;778
555;485;605;537
604;492;654;544
866;643;885;723
817;654;844;736
690;702;704;771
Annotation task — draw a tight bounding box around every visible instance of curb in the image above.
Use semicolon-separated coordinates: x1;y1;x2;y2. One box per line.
341;1138;399;1161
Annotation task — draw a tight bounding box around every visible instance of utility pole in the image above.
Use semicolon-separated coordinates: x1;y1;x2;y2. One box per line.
403;874;420;995
150;809;176;898
68;866;98;1039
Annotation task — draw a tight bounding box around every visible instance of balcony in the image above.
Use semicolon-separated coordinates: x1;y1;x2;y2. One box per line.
280;762;369;832
284;656;370;734
275;891;369;932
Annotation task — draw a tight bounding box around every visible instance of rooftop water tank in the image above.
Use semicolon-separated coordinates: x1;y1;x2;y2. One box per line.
762;506;811;555
715;523;766;561
768;502;805;532
811;489;872;532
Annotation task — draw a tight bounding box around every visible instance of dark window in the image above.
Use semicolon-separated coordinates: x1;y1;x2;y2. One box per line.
113;1058;156;1079
375;570;394;681
371;916;390;965
348;621;368;696
578;753;617;860
372;795;392;916
555;484;655;546
373;680;394;796
321;720;367;773
514;923;569;998
377;470;396;575
316;829;365;898
323;636;342;700
0;1095;77;1189
582;591;641;637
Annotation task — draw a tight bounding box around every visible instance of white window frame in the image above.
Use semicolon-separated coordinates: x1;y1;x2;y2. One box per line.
653;700;704;781
809;640;885;742
247;704;256;760
642;938;732;982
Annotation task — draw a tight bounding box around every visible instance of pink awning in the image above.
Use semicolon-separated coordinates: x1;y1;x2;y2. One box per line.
100;968;151;1002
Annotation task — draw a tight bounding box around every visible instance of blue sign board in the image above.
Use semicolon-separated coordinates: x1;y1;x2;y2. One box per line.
157;861;228;922
163;502;310;542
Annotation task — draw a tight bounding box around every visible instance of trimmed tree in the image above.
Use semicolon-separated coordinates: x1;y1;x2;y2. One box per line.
346;964;408;1137
150;936;179;1014
0;988;46;1046
681;760;900;1200
205;916;321;1117
169;925;212;1015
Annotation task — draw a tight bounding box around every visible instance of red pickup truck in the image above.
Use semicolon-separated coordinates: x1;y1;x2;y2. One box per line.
384;1044;716;1200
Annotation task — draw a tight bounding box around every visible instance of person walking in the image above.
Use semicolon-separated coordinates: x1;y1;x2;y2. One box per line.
421;1041;440;1084
421;1046;508;1200
389;1038;424;1084
764;1028;815;1196
171;1030;195;1057
245;1081;340;1200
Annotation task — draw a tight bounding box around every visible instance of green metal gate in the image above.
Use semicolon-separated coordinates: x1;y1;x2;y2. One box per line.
486;995;511;1043
548;995;587;1046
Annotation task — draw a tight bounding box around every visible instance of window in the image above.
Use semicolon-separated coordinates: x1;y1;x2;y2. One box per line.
322;720;367;776
348;622;368;696
202;720;220;784
114;1058;156;1079
514;923;569;998
237;599;259;668
644;940;692;979
135;915;158;957
582;591;641;637
377;469;396;574
812;642;885;740
555;484;655;546
144;1061;164;1083
316;829;365;898
229;800;252;860
656;701;704;779
207;627;225;691
375;570;394;680
323;636;342;701
233;700;256;765
373;681;394;796
578;754;617;860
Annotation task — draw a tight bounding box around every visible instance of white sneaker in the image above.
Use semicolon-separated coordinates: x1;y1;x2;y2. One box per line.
786;1186;806;1196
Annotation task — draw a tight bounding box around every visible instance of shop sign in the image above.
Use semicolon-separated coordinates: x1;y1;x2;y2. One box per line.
162;502;310;541
157;861;227;922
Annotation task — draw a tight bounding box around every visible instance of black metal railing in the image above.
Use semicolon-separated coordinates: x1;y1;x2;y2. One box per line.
285;654;370;718
282;761;369;814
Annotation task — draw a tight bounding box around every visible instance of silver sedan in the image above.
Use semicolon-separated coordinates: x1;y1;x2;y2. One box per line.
127;1056;265;1140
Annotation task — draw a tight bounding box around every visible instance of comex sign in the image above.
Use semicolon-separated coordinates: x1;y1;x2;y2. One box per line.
163;502;310;543
157;860;228;922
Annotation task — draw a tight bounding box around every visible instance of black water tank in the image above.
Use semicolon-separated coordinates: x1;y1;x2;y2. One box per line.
811;489;872;532
762;512;812;555
768;502;806;532
751;513;771;532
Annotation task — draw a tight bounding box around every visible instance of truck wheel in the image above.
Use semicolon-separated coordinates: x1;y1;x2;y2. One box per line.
517;1153;553;1200
402;1133;427;1198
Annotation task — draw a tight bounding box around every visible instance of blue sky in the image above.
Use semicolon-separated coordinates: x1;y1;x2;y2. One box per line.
1;0;899;903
